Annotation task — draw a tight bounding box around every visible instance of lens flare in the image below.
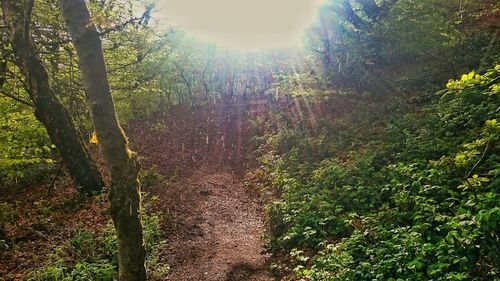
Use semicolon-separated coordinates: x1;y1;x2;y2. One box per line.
155;0;325;50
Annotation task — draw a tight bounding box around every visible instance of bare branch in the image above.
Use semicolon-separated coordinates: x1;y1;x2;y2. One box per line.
0;89;34;107
98;17;141;36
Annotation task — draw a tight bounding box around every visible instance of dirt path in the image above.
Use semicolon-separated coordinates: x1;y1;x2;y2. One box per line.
127;100;276;280
159;166;273;281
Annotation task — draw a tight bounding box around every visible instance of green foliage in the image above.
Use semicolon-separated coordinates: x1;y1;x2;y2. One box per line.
0;98;55;187
24;256;116;281
261;66;500;280
139;166;166;188
23;198;169;281
445;66;500;95
308;0;499;91
69;229;97;260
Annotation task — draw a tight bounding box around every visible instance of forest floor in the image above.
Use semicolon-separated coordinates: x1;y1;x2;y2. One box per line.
0;97;276;280
155;165;273;281
127;99;275;280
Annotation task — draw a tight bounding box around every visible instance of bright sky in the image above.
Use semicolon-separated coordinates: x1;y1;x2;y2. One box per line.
154;0;325;50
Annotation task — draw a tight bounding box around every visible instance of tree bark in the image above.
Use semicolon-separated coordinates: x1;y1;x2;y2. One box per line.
0;0;104;195
58;0;147;280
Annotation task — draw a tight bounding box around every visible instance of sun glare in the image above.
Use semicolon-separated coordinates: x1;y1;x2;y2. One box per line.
155;0;325;50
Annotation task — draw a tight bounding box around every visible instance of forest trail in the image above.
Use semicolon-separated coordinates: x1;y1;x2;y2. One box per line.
127;98;275;281
159;166;273;281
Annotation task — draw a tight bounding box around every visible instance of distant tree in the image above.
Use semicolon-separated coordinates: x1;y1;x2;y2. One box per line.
308;0;499;91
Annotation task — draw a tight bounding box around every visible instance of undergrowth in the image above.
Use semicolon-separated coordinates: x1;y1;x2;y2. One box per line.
23;194;169;281
260;66;500;280
0;98;55;188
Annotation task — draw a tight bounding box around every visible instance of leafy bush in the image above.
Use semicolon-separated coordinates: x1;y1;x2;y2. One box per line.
261;66;500;280
0;99;55;187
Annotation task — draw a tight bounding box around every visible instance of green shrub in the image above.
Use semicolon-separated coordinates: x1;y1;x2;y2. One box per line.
262;66;500;280
0;98;55;187
69;229;97;260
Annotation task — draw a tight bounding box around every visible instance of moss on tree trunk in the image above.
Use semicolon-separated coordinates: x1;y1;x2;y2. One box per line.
58;0;147;279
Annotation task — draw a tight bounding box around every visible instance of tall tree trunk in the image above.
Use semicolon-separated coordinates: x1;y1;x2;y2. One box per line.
58;0;147;280
0;0;104;195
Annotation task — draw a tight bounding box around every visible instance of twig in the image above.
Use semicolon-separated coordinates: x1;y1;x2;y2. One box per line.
47;160;64;196
98;16;142;36
463;141;490;205
23;226;51;241
465;140;490;180
0;90;34;107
